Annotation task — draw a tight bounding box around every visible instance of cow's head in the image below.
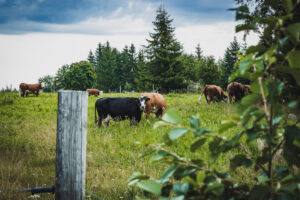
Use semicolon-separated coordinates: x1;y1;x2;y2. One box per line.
223;95;228;102
221;93;228;102
138;96;150;111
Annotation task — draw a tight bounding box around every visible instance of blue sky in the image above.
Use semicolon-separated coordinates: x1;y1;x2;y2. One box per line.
0;0;258;89
0;0;236;34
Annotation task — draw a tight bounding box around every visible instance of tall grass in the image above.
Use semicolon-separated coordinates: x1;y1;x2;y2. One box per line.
0;92;257;199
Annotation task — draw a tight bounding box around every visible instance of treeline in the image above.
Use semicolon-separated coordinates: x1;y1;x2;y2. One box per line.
39;7;250;93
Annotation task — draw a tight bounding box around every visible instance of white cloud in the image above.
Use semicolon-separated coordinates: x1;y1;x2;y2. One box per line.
176;21;259;59
111;7;123;17
0;33;148;89
0;19;259;90
128;1;133;9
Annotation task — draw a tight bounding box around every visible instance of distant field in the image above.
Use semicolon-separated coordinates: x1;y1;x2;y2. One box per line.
0;92;258;200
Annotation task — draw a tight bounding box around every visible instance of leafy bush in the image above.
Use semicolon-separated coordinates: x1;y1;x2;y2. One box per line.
129;0;300;199
64;61;96;91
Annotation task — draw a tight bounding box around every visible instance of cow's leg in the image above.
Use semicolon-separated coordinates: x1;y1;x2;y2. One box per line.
155;108;162;118
103;115;112;127
161;107;166;116
98;115;103;127
130;115;140;126
207;96;211;104
145;111;150;120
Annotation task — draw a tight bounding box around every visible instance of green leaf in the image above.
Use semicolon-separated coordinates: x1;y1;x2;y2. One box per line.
160;166;179;184
162;109;181;124
204;183;224;196
168;128;189;141
153;121;168;129
287;23;300;42
275;166;289;180
196;171;206;183
137;180;162;195
128;172;149;182
180;169;197;177
267;81;284;104
190;138;206;152
171;196;185;200
219;121;236;133
287;50;300;68
257;173;269;183
191;159;205;167
238;59;253;74
150;150;169;162
288;101;297;108
284;0;293;12
230;154;252;170
173;183;189;195
159;196;185;200
272;116;282;126
241;93;261;106
195;128;212;137
190;116;200;129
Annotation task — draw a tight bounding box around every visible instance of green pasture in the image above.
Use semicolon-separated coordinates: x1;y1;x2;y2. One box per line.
0;92;258;200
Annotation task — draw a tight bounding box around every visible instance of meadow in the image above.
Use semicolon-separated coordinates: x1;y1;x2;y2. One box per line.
0;92;258;200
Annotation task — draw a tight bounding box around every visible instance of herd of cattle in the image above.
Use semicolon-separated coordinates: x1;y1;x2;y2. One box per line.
199;82;251;104
18;82;250;127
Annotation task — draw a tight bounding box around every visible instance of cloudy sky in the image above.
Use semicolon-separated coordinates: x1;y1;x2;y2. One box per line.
0;0;259;89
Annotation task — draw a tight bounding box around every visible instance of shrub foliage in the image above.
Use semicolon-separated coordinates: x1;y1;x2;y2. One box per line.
129;0;300;199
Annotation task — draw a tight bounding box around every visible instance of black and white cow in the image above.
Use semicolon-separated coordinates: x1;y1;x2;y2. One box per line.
94;97;150;127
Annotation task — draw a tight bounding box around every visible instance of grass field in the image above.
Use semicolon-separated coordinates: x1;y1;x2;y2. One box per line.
0;92;258;200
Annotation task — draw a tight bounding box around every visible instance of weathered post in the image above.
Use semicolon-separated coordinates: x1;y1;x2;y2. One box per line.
56;90;88;200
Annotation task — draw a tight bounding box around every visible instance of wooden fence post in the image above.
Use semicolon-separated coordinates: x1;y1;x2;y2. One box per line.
55;90;88;200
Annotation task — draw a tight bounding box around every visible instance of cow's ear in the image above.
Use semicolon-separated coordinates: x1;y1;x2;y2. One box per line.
146;97;150;101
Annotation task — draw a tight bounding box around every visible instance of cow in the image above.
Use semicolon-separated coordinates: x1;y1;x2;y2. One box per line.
199;85;227;104
86;89;101;97
227;82;250;103
94;97;150;127
140;93;167;120
19;83;42;97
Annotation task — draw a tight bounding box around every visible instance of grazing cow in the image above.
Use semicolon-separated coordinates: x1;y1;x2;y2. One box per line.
140;93;167;120
19;83;42;97
199;85;227;104
94;97;150;127
227;82;249;103
86;89;101;97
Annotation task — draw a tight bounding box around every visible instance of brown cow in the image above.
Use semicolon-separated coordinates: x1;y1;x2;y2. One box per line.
19;83;42;97
86;89;101;97
199;85;227;104
140;93;166;120
227;82;250;103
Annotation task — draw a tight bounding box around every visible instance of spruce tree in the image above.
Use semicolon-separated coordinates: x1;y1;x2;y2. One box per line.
220;37;241;89
94;42;119;92
87;50;96;69
195;43;204;61
135;50;152;91
198;56;221;86
128;44;137;90
144;6;186;93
